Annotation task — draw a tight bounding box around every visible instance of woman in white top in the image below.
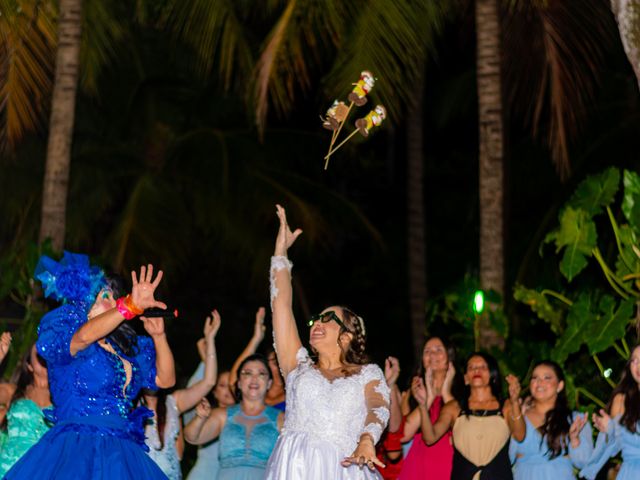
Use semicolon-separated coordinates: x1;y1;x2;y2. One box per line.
264;205;390;479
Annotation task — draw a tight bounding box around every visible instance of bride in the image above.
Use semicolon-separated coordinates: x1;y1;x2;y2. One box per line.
264;205;390;479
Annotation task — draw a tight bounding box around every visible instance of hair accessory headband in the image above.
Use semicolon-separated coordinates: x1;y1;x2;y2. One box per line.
35;251;106;304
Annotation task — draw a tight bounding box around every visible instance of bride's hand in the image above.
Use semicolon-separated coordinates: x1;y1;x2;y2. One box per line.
341;434;384;471
274;205;302;257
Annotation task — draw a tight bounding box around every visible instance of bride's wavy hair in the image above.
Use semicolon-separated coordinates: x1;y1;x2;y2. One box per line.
336;306;369;366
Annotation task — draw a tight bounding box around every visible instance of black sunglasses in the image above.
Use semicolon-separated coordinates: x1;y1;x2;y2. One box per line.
307;310;351;332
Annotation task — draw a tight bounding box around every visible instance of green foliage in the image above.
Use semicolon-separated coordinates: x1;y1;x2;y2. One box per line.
623;170;640;231
544;207;597;281
513;285;563;334
517;167;640;411
567;167;620;216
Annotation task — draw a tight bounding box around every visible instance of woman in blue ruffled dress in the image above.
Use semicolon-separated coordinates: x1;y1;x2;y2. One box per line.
580;344;640;480
184;354;283;480
509;361;592;479
5;252;175;479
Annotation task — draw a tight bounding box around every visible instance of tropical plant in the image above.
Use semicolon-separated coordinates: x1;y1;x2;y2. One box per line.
516;167;640;407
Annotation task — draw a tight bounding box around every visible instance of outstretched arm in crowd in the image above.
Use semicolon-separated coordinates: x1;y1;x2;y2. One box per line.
271;205;303;378
402;362;455;443
229;307;266;390
184;398;227;445
173;310;221;413
413;372;459;445
70;265;166;355
141;313;175;389
503;374;525;442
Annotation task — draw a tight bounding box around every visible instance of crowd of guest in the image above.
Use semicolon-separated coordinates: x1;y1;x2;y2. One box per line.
0;207;636;479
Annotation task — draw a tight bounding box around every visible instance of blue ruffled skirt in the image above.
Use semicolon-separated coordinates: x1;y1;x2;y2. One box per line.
3;414;168;479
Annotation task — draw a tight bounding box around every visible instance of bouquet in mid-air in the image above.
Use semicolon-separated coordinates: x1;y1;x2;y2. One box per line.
321;70;386;170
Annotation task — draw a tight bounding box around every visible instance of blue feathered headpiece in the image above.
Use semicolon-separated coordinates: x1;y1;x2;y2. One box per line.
35;251;106;304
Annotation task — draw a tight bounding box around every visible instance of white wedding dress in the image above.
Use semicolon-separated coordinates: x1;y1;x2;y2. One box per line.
264;347;390;479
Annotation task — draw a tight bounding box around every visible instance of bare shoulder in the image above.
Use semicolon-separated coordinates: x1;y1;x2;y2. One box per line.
611;393;626;416
442;399;461;418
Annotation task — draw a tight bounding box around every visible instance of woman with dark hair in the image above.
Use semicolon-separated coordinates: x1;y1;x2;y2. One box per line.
184;354;283;480
5;252;175;479
264;205;390;479
510;360;592;479
415;351;524;479
399;336;456;479
143;310;221;479
0;345;51;476
580;345;640;480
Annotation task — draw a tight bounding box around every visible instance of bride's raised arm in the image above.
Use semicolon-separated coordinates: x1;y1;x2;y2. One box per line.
270;205;303;378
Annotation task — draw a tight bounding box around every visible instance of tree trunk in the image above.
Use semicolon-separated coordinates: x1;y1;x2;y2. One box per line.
476;0;505;349
610;0;640;90
39;0;83;251
407;67;427;361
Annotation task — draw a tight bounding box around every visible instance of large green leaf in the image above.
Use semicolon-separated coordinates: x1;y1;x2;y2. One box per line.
513;285;564;334
622;169;640;232
546;207;597;281
614;224;640;279
552;293;593;363
585;296;634;355
568;167;620;216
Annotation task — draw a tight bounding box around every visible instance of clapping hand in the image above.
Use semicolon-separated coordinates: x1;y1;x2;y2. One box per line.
385;357;400;387
253;307;266;343
204;310;221;340
195;398;211;420
592;409;611;433
411;376;428;406
569;413;588;445
506;374;521;403
274;205;302;257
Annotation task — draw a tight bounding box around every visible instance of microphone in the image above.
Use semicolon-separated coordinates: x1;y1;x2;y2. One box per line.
142;308;179;319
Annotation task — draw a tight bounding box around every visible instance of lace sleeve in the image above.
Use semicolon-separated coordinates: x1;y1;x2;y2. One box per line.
270;256;293;310
36;304;87;366
361;364;390;444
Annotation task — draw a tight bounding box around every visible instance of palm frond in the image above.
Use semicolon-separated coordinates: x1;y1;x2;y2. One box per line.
253;0;350;135
0;1;56;148
80;0;126;93
323;0;449;124
163;0;252;90
504;0;615;179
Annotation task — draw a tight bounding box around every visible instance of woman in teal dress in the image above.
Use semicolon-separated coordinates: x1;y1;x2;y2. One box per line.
0;345;52;476
509;361;592;479
184;354;283;480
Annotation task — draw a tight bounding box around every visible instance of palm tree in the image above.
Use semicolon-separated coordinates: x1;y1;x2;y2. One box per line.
1;0;126;250
611;0;640;89
475;0;506;349
39;0;84;251
473;0;614;349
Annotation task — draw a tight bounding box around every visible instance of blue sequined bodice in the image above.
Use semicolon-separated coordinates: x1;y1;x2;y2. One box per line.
219;404;280;469
36;303;157;425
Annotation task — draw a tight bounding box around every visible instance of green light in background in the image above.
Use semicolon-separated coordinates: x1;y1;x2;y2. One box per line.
604;368;612;378
473;290;485;314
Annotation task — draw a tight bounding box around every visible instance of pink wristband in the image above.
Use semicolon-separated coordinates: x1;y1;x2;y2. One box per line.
116;297;137;320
